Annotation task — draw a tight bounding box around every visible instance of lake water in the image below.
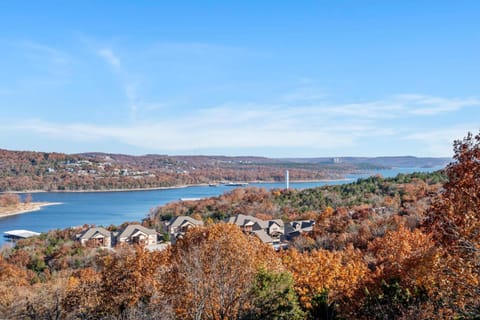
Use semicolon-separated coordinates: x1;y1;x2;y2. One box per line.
0;167;442;246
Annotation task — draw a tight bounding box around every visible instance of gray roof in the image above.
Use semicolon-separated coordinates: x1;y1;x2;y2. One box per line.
227;214;267;228
228;214;285;231
166;216;204;229
298;220;315;230
269;219;284;228
227;213;249;225
286;230;302;239
79;227;111;240
118;224;157;239
252;230;274;244
286;220;315;234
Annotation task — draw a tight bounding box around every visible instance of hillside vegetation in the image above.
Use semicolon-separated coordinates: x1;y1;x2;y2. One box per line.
148;170;445;228
0;133;478;319
0;149;447;192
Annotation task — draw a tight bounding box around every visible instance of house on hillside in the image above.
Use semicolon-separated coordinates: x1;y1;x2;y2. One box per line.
227;214;285;245
116;224;158;246
164;215;204;242
284;220;315;240
78;224;160;249
267;219;285;240
227;214;264;233
77;227;113;248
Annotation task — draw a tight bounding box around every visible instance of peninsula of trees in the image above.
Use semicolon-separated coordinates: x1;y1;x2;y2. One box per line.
0;193;60;218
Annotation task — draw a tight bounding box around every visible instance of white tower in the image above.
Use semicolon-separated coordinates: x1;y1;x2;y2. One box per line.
285;170;289;189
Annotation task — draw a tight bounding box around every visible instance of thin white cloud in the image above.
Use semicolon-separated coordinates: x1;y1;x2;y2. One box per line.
98;48;121;70
324;101;404;119
322;94;480;119
1;94;476;156
396;94;480;115
0;102;397;154
403;125;479;156
96;46;139;119
3;120;352;152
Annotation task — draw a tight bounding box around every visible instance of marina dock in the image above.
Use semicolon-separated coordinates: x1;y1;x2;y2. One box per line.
4;229;40;241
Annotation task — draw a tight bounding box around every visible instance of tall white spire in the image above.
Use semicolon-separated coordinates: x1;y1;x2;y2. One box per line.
285;170;289;189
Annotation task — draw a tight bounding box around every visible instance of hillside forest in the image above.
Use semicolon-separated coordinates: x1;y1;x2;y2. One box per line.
0;150;447;192
0;133;478;319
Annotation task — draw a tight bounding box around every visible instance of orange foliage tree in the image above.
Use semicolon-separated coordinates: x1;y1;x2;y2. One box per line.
0;255;31;318
282;246;368;318
355;225;439;319
61;246;171;318
165;223;283;320
423;132;480;317
368;225;435;287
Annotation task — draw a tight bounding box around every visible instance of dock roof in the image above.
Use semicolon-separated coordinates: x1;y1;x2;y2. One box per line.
4;229;40;239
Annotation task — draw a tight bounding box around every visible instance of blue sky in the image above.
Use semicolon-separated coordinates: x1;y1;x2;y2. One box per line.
0;1;479;157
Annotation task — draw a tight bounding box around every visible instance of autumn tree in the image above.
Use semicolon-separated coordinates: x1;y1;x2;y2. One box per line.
0;255;31;318
368;225;435;287
423;132;480;317
282;246;368;319
165;223;285;320
0;193;20;207
62;268;103;318
354;225;437;319
16;276;69;320
24;194;33;204
241;268;304;320
97;246;170;317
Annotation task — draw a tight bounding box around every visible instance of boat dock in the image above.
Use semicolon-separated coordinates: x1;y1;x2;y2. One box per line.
179;197;202;201
4;229;40;241
224;182;249;187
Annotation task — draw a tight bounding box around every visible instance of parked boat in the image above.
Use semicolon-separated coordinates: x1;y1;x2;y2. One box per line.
224;182;249;187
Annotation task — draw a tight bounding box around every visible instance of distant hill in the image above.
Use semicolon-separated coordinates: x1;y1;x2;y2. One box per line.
281;156;451;168
342;156;451;168
0;149;449;192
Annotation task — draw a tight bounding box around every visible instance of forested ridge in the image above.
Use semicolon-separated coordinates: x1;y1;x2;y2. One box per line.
0;149;447;192
0;133;478;319
0;150;349;192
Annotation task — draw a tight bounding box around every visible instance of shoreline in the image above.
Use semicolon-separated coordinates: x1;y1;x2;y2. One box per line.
2;178;353;194
6;184;206;194
251;178;353;184
0;202;63;218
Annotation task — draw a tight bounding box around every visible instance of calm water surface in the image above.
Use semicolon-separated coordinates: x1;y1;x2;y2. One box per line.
0;167;441;246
